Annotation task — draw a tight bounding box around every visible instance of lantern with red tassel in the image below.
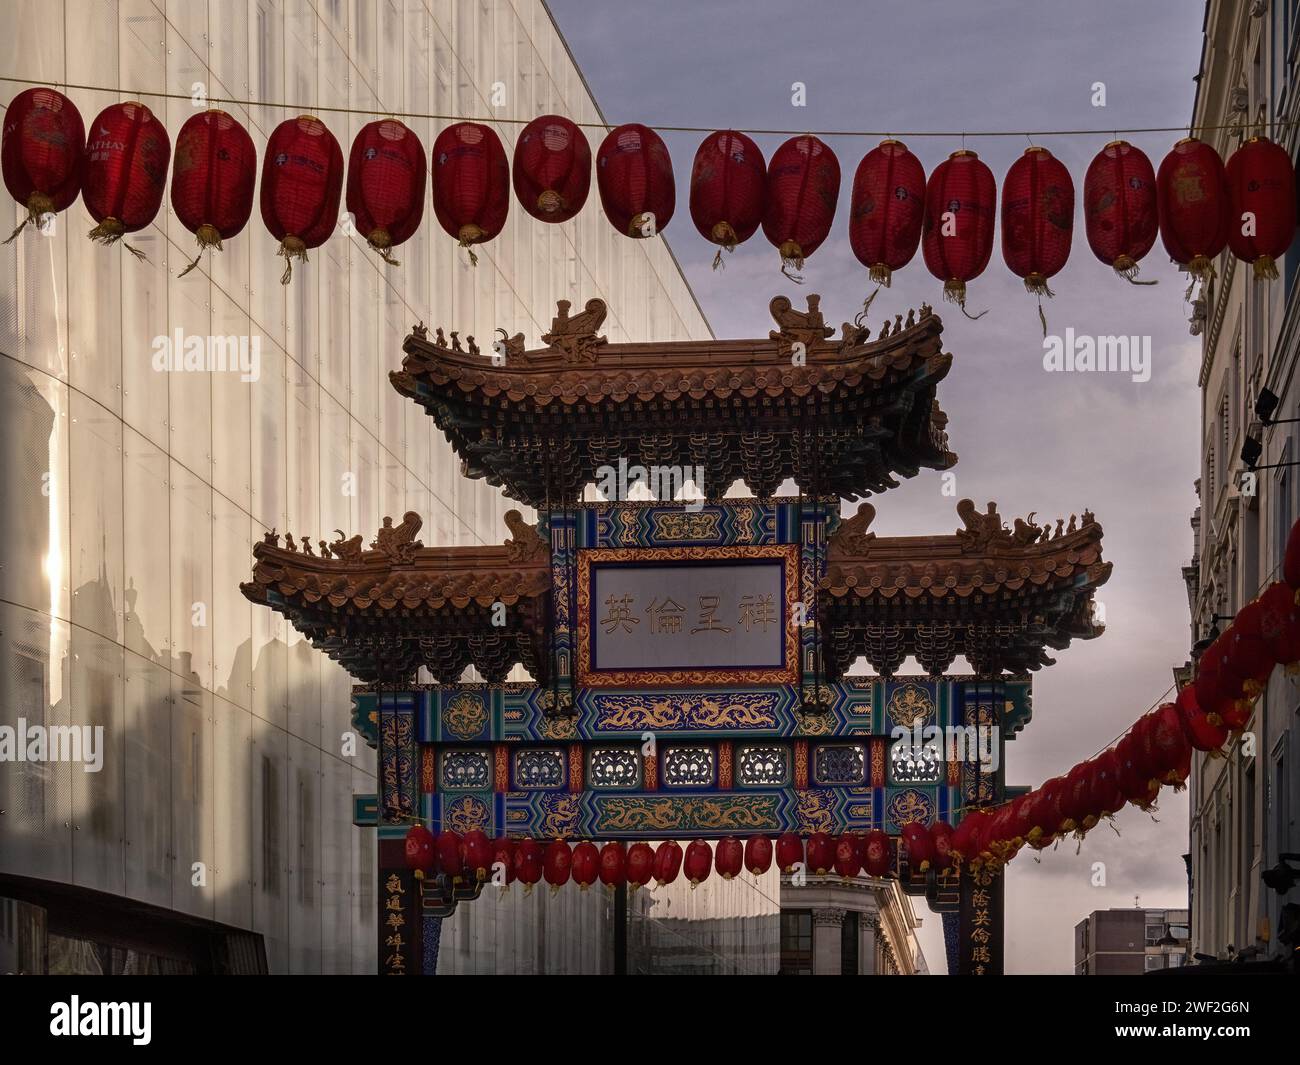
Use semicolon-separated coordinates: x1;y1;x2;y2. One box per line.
929;821;955;872
599;841;627;891
463;829;492;881
404;824;435;879
261;115;343;283
83;101;170;260
652;840;683;887
436;829;464;882
596;123;674;238
490;836;516;888
715;837;744;880
900;821;935;873
762;134;840;279
1173;684;1229;752
832;834;860;879
922;149;997;315
543;839;572;892
432;121;509;265
805;831;834;876
1001;146;1074;327
849;138;925;287
514;837;543;893
346;119;425;266
171;110;256;277
1157;137;1229;285
862;829;891;878
1225;136;1296;280
571;841;599;890
626;843;655;890
2;87;84;243
690;129;766;268
744;835;773;876
513;114;590;223
1083;140;1158;282
775;832;804;873
684;840;713;887
1259;581;1300;669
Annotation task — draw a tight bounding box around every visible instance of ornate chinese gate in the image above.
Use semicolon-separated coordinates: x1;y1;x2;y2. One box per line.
242;294;1110;975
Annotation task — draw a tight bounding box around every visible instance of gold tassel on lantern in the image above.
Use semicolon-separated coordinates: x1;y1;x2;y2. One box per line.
1112;254;1159;285
779;239;805;283
943;277;987;321
1254;255;1279;281
177;223;224;278
278;235;308;284
710;221;738;270
868;262;892;286
1184;254;1217;299
88;216;148;261
458;223;482;266
536;189;565;216
3;191;54;244
366;226;400;267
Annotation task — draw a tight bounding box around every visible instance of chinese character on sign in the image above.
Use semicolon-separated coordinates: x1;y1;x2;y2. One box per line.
601;593;640;634
645;596;686;634
691;595;732;634
738;593;777;632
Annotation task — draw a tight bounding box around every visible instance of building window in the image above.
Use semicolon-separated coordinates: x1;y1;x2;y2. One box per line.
513;748;566;789
779;911;813;975
840;911;859;975
589;748;640;789
661;746;714;788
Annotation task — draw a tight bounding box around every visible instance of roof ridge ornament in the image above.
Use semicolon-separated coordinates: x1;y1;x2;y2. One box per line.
371;511;424;562
768;293;835;352
541;297;608;361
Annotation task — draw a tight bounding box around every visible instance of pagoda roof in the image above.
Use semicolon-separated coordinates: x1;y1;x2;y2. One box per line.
391;294;956;506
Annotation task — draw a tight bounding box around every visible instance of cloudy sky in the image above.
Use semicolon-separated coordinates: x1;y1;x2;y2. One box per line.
547;0;1206;973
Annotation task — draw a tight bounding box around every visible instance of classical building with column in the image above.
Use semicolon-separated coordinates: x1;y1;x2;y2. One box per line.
1182;0;1300;964
780;875;926;975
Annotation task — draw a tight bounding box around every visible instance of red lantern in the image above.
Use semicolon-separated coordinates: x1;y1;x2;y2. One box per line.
404;824;435;878
1088;749;1126;818
1285;517;1300;589
1157;137;1229;283
653;840;682;887
713;837;743;880
762;134;840;277
1083;140;1158;281
900;822;935;873
513;114;590;223
1150;703;1192;786
491;836;516;886
436;829;464;881
626;842;655;890
929;821;955;872
432;121;509;264
985;801;1022;862
1228;598;1276;693
849;139;925;286
684;840;713;887
744;835;773;876
1259;581;1300;668
543;839;572;892
596;122;674;238
1116;731;1160;809
775;832;803;873
832;834;860;879
463;829;492;881
922;149;997;313
514;837;543;892
1173;684;1228;753
1225;136;1296;280
2;87;84;243
261;115;343;283
572;840;599;890
599;841;627;890
1063;761;1094;833
806;831;834;876
690;129;766;267
171;110;256;276
346;119;425;266
861;829;892;877
83;101;170;258
1001;146;1073;303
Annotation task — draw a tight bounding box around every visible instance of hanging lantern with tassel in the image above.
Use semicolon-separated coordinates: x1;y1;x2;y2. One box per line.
762;134;840;280
261;115;343;284
922;149;997;317
849;138;925;289
775;831;804;874
2;87;84;244
744;835;773;876
1001;145;1074;334
571;840;599;890
715;837;744;880
805;831;834;876
463;829;492;881
1172;684;1229;753
1157;137;1229;289
1225;136;1296;281
432;121;509;265
596;122;675;238
690;129;766;269
1259;581;1300;669
599;841;627;892
513;114;590;223
1083;139;1159;283
684;840;713;888
403;824;436;879
436;829;464;883
626;842;655;891
929;821;955;872
652;840;683;887
171;110;256;277
346;118;425;266
900;822;935;874
491;836;516;889
83;101;170;260
543;839;573;893
514;837;543;893
862;829;892;878
832;834;860;880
